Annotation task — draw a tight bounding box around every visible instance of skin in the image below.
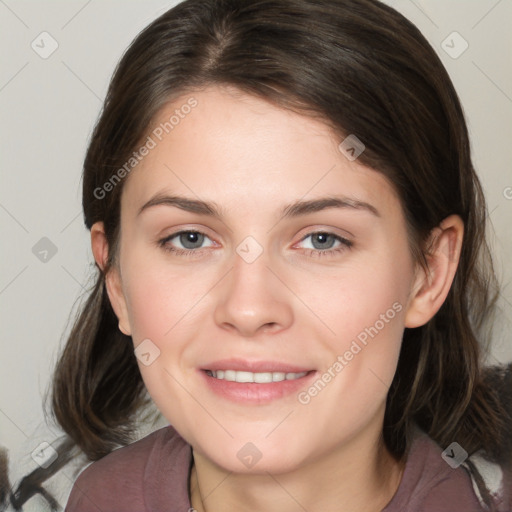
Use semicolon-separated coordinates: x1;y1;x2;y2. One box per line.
91;85;463;512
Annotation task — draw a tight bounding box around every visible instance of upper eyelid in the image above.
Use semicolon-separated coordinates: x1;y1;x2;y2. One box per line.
298;230;351;242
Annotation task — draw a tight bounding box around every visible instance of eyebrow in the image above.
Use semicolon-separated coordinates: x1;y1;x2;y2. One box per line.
137;193;380;219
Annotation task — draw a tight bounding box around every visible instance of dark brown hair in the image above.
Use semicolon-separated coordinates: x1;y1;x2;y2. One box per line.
46;0;510;507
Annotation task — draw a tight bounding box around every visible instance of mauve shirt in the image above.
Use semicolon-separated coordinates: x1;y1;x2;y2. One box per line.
65;424;508;511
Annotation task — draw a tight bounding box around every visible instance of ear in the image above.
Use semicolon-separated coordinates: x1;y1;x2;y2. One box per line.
404;215;464;328
90;221;132;336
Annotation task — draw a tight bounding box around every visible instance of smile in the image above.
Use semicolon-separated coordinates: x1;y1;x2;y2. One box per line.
205;370;308;383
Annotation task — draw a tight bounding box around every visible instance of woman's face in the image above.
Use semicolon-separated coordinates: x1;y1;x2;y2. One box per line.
110;85;418;473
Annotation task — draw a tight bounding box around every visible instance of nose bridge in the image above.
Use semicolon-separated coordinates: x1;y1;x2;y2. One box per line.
213;241;293;336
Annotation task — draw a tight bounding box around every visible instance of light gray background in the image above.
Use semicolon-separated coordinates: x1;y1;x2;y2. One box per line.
1;0;511;509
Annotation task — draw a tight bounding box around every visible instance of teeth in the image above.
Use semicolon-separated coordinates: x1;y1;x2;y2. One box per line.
208;370;308;383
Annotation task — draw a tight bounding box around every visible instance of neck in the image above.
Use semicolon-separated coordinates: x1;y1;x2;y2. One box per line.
189;420;405;512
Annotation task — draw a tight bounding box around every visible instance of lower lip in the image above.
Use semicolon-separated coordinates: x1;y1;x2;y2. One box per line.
199;370;317;404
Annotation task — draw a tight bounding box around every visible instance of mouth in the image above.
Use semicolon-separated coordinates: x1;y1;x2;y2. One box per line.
205;369;309;383
199;359;316;404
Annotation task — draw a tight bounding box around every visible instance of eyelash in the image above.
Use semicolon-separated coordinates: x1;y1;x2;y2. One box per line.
157;230;353;259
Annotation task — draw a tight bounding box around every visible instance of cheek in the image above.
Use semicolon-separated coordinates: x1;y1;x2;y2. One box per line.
304;246;412;402
293;286;407;445
124;278;172;343
119;253;208;422
310;252;411;349
121;250;211;343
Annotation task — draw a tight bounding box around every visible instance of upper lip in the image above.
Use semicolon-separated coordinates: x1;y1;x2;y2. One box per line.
202;358;314;373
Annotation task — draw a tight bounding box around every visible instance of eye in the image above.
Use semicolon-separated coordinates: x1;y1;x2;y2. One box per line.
157;229;352;259
296;231;352;258
158;230;215;256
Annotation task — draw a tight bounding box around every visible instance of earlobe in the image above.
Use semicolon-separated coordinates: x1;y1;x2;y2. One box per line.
404;215;464;328
90;222;132;336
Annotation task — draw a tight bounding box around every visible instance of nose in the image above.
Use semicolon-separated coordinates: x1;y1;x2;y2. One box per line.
213;248;294;338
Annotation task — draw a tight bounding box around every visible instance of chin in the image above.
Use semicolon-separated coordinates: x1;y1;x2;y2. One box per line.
193;434;311;475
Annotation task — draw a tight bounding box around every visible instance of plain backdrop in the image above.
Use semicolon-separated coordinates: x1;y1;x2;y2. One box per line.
1;0;511;509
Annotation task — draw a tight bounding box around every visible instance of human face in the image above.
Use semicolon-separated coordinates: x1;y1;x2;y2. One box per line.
111;85;416;474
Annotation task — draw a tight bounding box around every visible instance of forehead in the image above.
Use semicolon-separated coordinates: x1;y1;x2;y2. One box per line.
120;86;400;221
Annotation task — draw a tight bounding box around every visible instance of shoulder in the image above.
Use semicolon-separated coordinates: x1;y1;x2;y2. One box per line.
65;425;191;512
384;426;486;512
